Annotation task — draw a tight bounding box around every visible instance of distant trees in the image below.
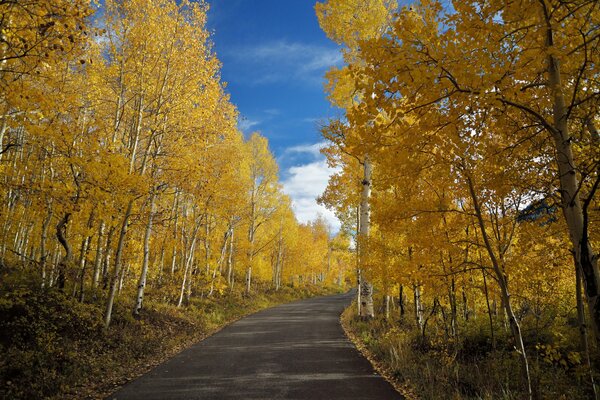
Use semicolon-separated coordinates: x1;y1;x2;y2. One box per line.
0;0;350;329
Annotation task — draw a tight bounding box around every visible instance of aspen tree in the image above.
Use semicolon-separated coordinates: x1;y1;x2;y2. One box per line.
244;133;279;295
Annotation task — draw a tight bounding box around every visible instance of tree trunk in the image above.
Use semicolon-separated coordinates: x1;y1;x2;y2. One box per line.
576;255;598;399
177;219;200;307
91;221;105;293
104;200;133;329
465;173;532;399
39;205;53;288
246;204;256;296
134;193;156;315
482;267;496;349
170;190;180;275
358;157;374;319
208;228;230;297
227;225;235;287
55;213;72;290
449;278;457;338
118;263;129;294
128;95;144;174
542;7;600;343
102;226;115;290
245;263;253;296
76;235;91;302
274;224;283;291
385;295;390;320
414;284;423;330
399;285;405;317
0;112;7;162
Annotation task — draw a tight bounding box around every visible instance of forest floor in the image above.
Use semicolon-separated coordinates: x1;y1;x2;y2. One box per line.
341;301;598;400
0;278;339;400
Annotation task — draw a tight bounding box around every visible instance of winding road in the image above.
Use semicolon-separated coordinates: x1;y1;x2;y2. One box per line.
108;291;404;400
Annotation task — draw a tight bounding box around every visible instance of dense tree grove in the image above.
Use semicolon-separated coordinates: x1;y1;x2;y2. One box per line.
0;0;349;329
317;0;599;398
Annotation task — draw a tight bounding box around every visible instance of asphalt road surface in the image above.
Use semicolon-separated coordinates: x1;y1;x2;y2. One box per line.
108;291;404;400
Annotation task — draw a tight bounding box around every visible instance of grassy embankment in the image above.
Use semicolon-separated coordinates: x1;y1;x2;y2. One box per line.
0;275;339;400
341;301;598;400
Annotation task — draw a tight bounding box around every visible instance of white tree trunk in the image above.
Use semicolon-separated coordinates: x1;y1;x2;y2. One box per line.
413;284;423;330
208;228;230;297
177;219;200;307
134;193;156;315
227;225;235;287
541;7;600;342
358;157;374;319
91;221;105;292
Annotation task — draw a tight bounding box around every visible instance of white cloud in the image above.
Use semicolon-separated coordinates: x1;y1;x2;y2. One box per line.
282;159;341;233
238;118;260;132
264;108;281;116
284;141;327;158
302;117;322;124
226;40;342;86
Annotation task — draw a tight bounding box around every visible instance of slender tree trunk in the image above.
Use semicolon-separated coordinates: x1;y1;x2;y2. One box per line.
399;284;405;317
55;213;72;290
246;207;256;296
245;262;253;296
227;225;235;287
75;210;95;300
462;287;469;321
482;268;496;349
104;200;133;329
177;220;200;307
449;278;457;338
134;193;156;315
204;216;211;276
356;205;361;316
49;243;60;287
278;249;285;290
576;256;598;399
385;295;390;320
208;228;230;297
128;95;144;174
414;284;423;330
77;235;91;302
0;112;7;163
157;240;166;285
102;226;115;290
39;205;53;288
91;221;105;293
274;224;283;291
465;173;532;399
170;190;180;275
421;298;439;339
118;263;130;293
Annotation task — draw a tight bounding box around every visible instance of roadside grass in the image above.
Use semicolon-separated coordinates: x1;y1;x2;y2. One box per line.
0;275;339;400
341;301;597;400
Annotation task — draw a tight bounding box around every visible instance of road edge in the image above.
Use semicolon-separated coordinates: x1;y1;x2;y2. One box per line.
339;302;415;400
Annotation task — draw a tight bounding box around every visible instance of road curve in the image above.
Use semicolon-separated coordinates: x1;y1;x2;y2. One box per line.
108;291;404;400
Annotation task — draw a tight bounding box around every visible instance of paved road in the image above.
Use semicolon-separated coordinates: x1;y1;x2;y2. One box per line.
108;291;404;400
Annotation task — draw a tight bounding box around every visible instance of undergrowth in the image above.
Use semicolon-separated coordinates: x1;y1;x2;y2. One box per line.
342;302;598;400
0;277;337;400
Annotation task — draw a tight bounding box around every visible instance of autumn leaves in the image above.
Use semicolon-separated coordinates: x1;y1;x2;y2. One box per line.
0;0;347;331
317;0;598;397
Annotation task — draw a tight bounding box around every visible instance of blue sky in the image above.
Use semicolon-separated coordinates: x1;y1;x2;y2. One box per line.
206;0;343;232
